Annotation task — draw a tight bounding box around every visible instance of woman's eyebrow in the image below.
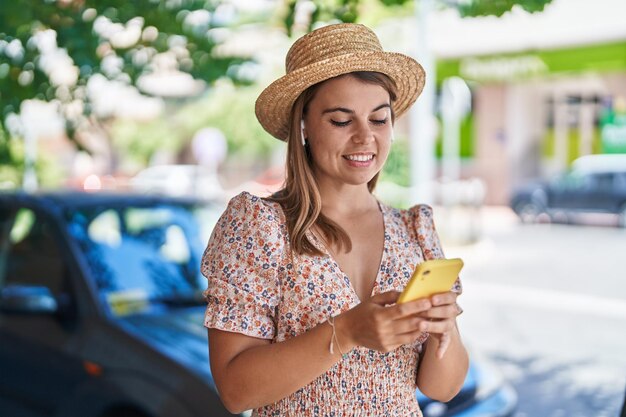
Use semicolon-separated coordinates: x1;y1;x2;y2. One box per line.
373;103;391;112
322;107;353;115
321;103;390;115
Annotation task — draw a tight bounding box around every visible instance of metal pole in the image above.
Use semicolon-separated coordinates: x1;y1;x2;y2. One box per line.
22;131;38;192
410;0;436;205
442;94;461;182
441;76;471;183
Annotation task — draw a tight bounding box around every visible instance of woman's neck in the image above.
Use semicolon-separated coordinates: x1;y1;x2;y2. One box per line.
316;181;378;217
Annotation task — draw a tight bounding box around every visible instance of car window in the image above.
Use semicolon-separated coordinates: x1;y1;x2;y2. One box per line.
555;172;591;190
67;203;218;316
588;173;614;191
614;173;626;190
0;208;67;296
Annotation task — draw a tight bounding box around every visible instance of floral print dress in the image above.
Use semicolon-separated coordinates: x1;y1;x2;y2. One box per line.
202;192;461;417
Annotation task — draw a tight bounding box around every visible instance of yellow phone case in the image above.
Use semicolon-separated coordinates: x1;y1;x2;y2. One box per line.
397;258;464;304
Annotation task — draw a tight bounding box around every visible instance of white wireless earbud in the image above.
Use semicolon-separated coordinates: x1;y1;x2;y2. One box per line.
390;129;395;143
300;119;306;146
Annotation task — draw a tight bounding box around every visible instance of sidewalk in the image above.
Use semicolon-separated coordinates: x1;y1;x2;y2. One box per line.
433;204;519;248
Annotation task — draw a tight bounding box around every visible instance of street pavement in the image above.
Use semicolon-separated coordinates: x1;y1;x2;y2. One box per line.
438;206;626;417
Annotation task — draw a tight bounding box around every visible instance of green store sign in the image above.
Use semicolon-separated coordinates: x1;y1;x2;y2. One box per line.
602;112;626;154
437;41;626;82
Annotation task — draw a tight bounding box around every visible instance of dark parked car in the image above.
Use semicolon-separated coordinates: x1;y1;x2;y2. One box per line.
510;154;626;226
0;191;516;417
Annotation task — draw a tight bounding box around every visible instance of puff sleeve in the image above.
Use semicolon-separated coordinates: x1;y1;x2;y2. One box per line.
408;204;462;294
201;192;286;339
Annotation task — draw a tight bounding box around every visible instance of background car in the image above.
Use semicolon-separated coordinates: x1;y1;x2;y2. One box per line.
0;191;516;417
510;154;626;226
129;164;225;200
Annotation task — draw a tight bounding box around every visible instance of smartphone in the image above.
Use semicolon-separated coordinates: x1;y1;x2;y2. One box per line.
397;258;464;304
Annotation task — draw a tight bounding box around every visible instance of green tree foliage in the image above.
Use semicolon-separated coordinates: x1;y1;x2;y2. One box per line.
452;0;553;17
175;83;277;158
285;0;553;34
0;0;255;165
111;82;277;167
380;135;410;187
373;0;552;15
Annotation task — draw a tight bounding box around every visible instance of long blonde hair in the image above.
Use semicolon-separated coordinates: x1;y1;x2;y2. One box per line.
268;71;397;256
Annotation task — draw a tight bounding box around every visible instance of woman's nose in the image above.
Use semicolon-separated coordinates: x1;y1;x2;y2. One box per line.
351;121;375;144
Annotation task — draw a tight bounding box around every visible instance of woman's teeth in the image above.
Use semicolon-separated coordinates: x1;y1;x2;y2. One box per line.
344;154;374;162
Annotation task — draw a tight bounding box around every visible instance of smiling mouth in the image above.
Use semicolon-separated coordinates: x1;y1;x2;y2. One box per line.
343;154;375;162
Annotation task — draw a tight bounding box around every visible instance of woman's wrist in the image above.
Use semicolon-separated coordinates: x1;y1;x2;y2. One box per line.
333;312;357;351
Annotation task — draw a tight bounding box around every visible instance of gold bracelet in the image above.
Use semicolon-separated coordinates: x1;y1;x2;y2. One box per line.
328;315;347;359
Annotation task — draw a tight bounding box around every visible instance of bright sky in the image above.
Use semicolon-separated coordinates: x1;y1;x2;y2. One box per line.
394;0;626;58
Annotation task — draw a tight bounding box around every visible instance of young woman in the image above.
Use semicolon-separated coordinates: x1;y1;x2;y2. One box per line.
202;23;468;416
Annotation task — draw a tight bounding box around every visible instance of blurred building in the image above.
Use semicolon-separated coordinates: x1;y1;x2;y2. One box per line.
382;0;626;204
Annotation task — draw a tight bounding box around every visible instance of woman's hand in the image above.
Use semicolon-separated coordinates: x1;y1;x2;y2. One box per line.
417;291;463;359
336;290;463;358
335;290;433;353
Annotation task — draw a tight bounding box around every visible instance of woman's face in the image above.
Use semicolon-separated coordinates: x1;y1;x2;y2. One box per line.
303;74;393;190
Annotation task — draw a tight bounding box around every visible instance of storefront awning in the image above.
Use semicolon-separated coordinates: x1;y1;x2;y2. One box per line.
437;41;626;83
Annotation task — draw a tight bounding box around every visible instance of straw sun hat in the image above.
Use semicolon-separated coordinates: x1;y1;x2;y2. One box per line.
255;23;426;141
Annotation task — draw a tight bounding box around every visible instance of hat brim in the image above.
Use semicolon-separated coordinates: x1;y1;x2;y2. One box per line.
255;51;425;141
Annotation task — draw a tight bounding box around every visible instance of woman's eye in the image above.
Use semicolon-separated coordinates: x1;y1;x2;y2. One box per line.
371;118;388;125
330;120;351;127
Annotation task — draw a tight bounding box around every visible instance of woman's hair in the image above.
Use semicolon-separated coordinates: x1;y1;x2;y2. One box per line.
268;71;398;256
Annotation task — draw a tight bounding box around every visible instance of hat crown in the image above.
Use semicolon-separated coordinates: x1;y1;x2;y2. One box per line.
256;23;425;141
286;24;383;74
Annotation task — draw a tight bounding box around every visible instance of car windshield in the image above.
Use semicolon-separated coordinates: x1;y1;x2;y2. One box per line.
65;201;221;316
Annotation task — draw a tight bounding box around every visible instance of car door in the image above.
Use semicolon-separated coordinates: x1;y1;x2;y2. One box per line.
0;206;89;416
613;173;626;212
549;172;610;212
588;173;619;212
548;172;589;211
